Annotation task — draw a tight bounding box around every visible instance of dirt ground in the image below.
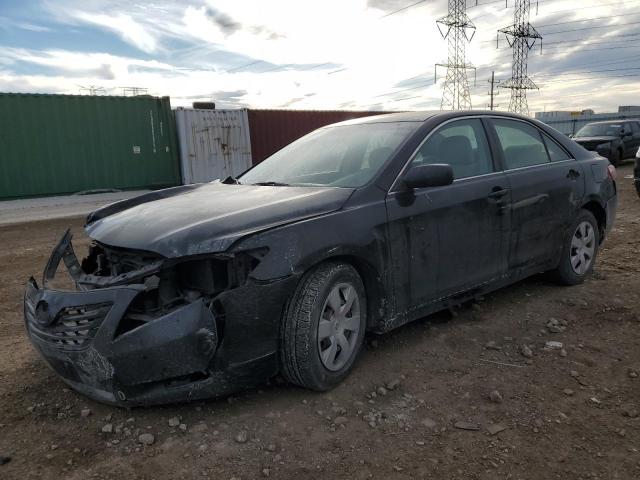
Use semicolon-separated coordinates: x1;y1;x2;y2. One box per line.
1;164;639;480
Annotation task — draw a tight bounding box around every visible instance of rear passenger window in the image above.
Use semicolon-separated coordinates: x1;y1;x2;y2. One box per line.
542;133;571;162
411;118;493;180
493;119;549;169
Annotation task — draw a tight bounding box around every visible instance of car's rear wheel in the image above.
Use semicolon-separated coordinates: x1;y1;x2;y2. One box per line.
280;262;366;391
550;209;600;285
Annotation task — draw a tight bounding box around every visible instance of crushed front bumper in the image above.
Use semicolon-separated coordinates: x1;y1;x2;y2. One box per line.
25;277;222;406
23;231;289;406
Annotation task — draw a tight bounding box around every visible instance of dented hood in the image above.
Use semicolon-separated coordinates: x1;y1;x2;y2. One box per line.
85;182;354;257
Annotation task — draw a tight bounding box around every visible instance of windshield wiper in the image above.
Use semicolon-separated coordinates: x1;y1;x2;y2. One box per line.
252;181;290;186
222;175;241;185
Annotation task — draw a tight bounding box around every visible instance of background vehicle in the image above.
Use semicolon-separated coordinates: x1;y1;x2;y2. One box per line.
24;111;617;406
635;146;640;197
572;119;640;166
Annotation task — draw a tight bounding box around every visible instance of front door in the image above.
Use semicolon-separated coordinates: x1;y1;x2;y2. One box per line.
628;121;640;157
386;118;511;314
488;117;585;271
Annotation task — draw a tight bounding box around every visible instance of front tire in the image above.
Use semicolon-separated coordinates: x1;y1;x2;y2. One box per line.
280;262;366;391
550;210;600;285
611;149;622;166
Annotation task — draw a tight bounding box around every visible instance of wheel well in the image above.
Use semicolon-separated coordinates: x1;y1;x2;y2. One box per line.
306;255;387;330
582;201;606;241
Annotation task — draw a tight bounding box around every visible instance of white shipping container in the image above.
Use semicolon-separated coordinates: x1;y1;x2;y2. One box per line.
175;108;253;184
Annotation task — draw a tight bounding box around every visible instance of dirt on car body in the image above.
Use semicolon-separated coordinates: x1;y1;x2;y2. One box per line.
0;164;639;480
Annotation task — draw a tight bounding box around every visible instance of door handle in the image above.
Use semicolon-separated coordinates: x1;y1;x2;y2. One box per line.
567;168;581;179
488;187;509;199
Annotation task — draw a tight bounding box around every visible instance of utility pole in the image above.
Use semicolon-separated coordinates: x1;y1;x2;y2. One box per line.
121;87;149;96
435;0;476;110
497;0;542;116
78;85;107;95
488;71;500;110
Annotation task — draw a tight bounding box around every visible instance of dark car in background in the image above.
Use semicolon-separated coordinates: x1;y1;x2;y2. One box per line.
634;146;640;197
572;119;640;166
24;111;617;406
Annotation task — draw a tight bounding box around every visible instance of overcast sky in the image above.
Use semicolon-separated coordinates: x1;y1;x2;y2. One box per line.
1;0;639;114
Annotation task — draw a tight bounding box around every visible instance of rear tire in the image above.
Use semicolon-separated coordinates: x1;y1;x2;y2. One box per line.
280;262;366;391
550;210;600;286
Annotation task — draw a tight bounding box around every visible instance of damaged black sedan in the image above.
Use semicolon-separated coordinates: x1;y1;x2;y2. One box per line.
25;111;617;406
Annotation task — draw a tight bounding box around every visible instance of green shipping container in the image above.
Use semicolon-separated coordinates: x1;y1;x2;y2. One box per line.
0;93;181;199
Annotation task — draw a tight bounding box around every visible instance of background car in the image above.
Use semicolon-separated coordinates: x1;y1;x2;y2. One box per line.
572;119;640;166
25;111;617;406
634;146;640;197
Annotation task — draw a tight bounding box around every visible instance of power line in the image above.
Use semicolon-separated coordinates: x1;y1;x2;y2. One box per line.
380;0;431;18
225;60;263;73
496;40;639;60
536;72;640;84
534;66;640;78
480;18;640;42
373;78;435;98
535;19;640;35
479;53;640;77
536;11;640;29
473;0;640;20
486;32;640;60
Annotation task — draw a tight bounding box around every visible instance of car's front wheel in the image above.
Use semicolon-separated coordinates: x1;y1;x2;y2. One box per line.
550;209;600;285
280;262;366;391
611;149;622;166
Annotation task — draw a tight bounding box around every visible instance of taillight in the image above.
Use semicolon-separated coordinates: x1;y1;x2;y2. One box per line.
607;164;617;181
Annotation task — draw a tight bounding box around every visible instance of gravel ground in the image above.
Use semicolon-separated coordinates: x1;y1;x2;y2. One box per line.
0;164;638;480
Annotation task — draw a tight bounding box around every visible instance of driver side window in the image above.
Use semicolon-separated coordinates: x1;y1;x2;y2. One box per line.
410;118;493;180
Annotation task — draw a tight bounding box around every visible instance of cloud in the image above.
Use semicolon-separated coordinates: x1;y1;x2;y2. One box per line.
0;47;176;85
0;72;61;93
0;16;52;33
15;22;52;32
93;63;115;80
2;0;639;114
204;7;242;36
71;11;159;53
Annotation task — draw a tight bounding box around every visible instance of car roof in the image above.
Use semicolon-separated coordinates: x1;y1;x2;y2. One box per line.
330;111;440;125
327;110;535;127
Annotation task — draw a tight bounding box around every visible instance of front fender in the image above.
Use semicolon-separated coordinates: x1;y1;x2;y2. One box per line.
230;202;392;327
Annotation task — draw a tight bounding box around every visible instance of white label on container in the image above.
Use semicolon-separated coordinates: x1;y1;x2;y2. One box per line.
133;146;141;154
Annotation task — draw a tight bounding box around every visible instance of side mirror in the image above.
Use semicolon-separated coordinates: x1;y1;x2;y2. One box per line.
568;133;574;138
403;164;454;189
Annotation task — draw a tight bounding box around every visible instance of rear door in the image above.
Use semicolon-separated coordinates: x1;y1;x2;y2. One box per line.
488;117;585;272
385;117;511;312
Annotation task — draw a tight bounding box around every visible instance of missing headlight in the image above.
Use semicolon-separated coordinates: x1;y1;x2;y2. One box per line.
114;249;267;337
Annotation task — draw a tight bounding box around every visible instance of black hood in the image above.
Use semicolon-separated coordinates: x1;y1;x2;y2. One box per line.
85;182;354;257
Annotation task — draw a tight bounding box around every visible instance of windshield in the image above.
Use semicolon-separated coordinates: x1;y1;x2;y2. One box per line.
239;122;419;188
575;123;621;137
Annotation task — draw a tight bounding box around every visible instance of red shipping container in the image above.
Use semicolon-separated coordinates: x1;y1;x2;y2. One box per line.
247;109;388;164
